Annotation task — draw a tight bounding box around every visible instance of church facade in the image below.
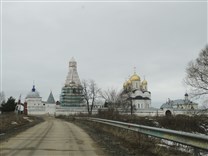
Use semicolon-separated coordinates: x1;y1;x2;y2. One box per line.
120;72;201;116
122;72;151;110
25;85;56;115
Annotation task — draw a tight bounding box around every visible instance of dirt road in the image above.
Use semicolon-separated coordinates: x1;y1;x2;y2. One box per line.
0;117;106;156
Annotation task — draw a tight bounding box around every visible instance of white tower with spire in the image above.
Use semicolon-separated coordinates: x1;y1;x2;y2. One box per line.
60;58;84;107
65;57;81;86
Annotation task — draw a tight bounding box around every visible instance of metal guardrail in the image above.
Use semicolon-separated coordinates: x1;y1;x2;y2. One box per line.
81;117;208;151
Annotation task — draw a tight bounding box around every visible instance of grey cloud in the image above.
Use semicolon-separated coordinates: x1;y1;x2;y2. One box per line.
2;2;207;107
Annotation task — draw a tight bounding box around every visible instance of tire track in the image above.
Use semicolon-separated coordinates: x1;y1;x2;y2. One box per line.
0;119;53;156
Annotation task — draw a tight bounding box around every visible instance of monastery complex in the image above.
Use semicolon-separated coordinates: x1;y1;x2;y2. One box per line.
20;58;200;116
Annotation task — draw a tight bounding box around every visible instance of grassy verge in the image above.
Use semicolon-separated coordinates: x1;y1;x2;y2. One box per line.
74;119;192;156
0;112;44;142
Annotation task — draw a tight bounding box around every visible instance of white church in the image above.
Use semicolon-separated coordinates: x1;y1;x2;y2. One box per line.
121;71;201;116
25;85;56;115
122;71;151;110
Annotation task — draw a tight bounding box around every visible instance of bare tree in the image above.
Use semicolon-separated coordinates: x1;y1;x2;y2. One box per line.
120;91;135;115
185;45;208;97
82;79;100;115
100;88;122;108
100;88;135;114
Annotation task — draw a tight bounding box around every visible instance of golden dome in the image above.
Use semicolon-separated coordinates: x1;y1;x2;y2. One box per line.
142;79;148;85
127;79;131;85
130;73;140;81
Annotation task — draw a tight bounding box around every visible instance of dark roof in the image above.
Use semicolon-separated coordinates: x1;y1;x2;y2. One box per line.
132;90;151;94
132;96;151;100
47;91;55;103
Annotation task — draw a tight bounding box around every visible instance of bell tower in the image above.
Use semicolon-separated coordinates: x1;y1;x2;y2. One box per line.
60;58;84;107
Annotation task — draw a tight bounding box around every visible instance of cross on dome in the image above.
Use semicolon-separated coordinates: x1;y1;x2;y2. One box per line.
133;66;136;74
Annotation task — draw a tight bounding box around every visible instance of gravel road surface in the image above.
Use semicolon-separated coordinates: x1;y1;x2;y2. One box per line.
0;117;106;156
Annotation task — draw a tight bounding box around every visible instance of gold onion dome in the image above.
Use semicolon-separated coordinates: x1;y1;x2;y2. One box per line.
130;73;140;81
127;79;131;85
142;79;148;85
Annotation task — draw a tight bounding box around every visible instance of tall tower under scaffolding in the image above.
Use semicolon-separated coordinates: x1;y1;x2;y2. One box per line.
60;57;84;107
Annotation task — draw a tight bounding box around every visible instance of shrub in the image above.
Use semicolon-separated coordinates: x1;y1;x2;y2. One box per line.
1;97;16;112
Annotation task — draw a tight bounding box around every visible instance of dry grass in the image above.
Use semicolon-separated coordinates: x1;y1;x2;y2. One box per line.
0;112;43;141
57;111;208;155
96;109;208;134
0;113;29;133
74;119;191;156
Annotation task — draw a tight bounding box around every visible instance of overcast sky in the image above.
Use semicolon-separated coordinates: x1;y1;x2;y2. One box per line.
1;1;207;108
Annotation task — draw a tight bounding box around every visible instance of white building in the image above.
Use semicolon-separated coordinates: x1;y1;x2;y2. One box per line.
25;85;45;115
122;72;151;110
120;71;201;116
160;93;198;116
25;85;56;115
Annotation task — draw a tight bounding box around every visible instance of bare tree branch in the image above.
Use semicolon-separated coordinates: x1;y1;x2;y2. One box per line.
82;79;100;115
185;45;208;98
99;88;123;108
